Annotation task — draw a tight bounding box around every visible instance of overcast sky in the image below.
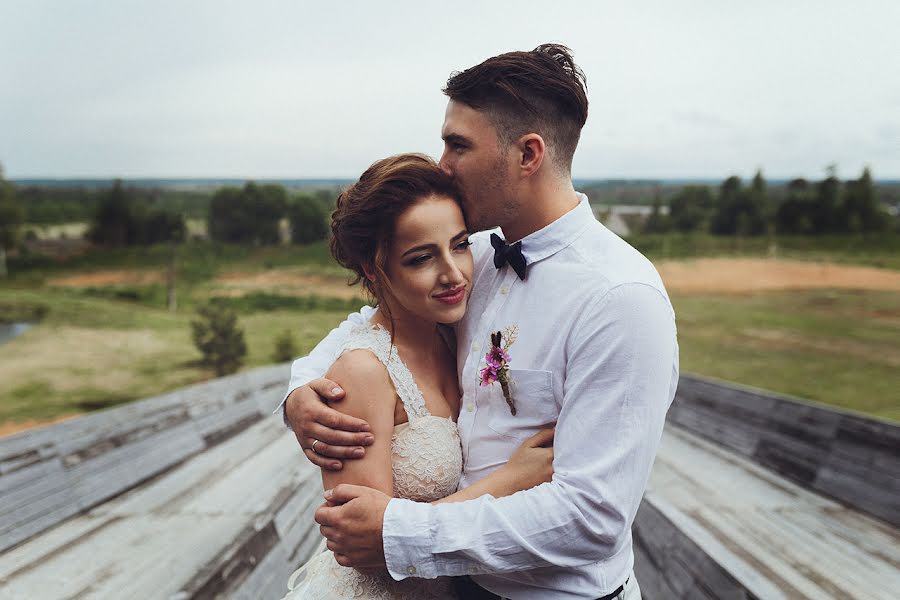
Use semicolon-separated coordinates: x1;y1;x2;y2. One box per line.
2;1;898;180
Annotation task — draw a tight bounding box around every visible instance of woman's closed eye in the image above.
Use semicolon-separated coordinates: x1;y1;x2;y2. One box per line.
406;254;432;267
455;239;472;252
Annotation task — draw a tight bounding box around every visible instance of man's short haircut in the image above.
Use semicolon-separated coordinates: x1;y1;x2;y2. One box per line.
442;43;588;173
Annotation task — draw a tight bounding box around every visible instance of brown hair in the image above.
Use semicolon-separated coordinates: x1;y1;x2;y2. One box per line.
331;153;462;305
442;43;588;173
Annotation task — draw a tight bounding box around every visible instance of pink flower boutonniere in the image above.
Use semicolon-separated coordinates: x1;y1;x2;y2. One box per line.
479;325;519;415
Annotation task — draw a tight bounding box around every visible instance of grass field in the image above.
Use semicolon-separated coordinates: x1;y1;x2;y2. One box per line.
1;236;898;434
673;289;900;421
0;286;355;427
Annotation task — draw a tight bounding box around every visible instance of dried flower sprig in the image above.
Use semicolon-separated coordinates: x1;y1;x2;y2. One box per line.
479;329;517;415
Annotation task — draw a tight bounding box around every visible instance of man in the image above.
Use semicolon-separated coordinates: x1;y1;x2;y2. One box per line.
278;44;678;599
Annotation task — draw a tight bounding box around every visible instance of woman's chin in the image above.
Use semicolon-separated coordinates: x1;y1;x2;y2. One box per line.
435;303;467;325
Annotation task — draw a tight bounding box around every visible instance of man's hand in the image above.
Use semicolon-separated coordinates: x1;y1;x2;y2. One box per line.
315;484;390;569
284;378;374;471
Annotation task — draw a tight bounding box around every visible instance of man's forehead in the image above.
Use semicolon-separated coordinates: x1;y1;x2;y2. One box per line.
441;100;488;138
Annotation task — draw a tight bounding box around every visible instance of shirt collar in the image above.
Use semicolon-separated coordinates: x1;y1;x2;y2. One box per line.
501;192;594;266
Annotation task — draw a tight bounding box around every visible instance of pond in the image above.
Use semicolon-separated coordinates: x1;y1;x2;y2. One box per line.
0;322;32;346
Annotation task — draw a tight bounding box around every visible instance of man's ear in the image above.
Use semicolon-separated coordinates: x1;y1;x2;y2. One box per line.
517;133;545;177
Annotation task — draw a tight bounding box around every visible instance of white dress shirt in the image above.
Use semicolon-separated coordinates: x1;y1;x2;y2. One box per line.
279;194;678;599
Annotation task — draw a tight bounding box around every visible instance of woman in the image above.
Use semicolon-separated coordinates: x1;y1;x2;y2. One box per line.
282;154;553;599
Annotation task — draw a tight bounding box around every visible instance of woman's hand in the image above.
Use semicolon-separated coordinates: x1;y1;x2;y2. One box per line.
503;428;555;492
284;378;375;471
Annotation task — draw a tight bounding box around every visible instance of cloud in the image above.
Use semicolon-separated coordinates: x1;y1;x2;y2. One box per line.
1;1;898;178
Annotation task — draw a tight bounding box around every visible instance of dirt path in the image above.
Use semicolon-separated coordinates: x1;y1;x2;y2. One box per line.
657;258;900;294
48;270;165;287
44;259;900;297
211;270;359;299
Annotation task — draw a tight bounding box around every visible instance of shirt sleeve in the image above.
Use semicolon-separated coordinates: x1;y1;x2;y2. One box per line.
273;305;376;418
383;283;679;579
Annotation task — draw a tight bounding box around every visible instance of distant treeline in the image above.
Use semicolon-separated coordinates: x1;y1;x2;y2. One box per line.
81;179;333;247
639;167;896;236
10;180;343;233
15;185;213;224
207;181;331;245
0;169;339;264
3;167;898;249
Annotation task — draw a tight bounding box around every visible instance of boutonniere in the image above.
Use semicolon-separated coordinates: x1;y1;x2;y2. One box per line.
479;325;518;415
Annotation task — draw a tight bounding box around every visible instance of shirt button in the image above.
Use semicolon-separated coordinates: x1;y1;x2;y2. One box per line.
406;565;417;575
500;285;509;295
471;341;481;353
466;403;474;412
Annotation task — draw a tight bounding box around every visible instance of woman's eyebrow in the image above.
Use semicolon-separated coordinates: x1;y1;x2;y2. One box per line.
401;231;467;258
401;243;437;258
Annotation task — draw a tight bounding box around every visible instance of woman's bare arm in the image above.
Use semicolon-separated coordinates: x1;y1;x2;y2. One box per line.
320;350;397;496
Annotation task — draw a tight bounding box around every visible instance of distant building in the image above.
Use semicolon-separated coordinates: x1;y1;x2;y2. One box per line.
592;204;668;237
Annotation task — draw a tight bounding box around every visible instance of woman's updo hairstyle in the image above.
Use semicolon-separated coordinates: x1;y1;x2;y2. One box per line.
330;153;463;303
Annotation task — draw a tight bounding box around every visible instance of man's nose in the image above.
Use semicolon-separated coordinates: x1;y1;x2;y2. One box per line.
438;151;453;176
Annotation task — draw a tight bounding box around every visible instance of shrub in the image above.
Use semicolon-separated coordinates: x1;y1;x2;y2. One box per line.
190;302;247;376
272;330;298;363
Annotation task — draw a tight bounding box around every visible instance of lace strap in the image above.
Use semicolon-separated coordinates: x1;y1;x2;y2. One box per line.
339;325;430;422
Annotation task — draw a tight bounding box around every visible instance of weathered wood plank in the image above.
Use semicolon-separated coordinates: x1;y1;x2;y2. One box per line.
0;365;291;553
0;415;319;600
670;374;900;527
643;426;900;600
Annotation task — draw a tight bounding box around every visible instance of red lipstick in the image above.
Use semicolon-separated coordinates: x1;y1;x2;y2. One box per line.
433;286;466;305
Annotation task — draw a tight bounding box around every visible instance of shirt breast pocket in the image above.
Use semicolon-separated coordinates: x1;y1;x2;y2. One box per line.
487;369;557;441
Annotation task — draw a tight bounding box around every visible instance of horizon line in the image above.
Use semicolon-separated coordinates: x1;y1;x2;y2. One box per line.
10;174;900;183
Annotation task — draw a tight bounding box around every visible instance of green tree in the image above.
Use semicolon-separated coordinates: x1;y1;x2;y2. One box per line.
711;175;766;236
208;182;287;244
642;191;671;233
89;179;135;246
669;185;713;232
272;329;298;362
840;167;886;233
0;165;24;277
749;170;770;223
287;194;328;244
710;176;742;235
88;180;185;246
132;206;187;244
775;178;816;234
814;168;841;234
191;302;247;376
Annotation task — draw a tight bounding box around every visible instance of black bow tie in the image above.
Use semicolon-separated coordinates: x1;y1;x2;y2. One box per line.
491;233;527;280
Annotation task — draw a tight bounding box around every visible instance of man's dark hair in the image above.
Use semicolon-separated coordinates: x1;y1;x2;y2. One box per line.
442;43;588;173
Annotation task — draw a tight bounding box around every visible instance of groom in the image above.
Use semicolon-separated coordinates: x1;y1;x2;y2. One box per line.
280;44;677;599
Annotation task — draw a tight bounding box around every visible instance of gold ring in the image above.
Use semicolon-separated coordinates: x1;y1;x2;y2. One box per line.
311;439;321;454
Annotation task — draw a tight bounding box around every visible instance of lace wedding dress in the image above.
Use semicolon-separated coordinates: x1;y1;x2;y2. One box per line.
282;324;463;599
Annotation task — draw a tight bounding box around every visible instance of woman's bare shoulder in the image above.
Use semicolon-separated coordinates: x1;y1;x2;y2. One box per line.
326;350;396;412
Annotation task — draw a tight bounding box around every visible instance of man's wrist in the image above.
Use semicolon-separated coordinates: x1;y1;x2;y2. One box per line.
280;398;290;428
383;498;437;580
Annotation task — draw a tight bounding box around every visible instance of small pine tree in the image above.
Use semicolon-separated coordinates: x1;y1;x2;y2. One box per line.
191;302;247;376
272;330;298;363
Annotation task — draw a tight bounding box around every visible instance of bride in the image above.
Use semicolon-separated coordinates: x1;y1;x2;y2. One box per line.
282;154;553;599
